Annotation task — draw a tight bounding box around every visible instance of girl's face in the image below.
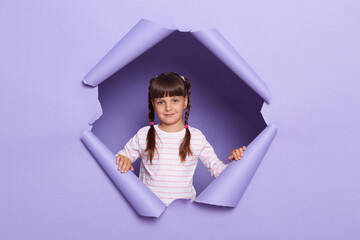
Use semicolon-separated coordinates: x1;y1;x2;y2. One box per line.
152;95;188;127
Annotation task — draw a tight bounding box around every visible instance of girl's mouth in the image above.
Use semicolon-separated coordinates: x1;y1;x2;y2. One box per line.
164;114;174;117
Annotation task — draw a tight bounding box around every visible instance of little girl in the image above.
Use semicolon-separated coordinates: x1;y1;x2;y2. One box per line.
115;72;246;206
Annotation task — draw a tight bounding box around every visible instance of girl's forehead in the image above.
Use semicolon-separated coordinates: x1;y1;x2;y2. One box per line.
155;95;183;100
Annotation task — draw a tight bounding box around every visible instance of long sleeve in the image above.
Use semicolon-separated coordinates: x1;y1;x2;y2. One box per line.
116;131;141;163
198;134;228;178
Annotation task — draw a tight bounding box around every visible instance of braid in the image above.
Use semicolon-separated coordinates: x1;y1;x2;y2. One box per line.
145;85;157;164
184;77;191;126
148;90;155;123
179;76;193;162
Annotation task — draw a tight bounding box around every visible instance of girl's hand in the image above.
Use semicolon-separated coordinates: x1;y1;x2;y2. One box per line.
228;146;246;162
116;154;134;173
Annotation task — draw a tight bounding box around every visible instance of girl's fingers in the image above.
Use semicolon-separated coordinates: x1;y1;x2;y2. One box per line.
122;159;127;172
121;160;127;173
122;159;130;173
229;146;247;162
124;160;131;173
119;157;127;173
233;148;244;160
236;149;241;160
118;157;124;170
116;156;133;173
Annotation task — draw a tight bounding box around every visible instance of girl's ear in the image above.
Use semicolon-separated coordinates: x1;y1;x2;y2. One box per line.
184;96;188;108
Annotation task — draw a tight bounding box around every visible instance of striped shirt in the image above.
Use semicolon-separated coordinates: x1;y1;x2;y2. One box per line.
116;124;228;206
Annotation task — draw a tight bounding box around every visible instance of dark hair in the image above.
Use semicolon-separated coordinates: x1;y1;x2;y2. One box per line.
145;72;193;164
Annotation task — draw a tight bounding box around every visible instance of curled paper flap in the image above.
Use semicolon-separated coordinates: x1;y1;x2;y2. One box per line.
190;30;272;103
195;124;278;207
83;19;175;86
81;130;166;217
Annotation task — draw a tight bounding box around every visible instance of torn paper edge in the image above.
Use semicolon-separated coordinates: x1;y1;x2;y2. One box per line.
81;130;167;217
190;29;272;104
83;19;176;87
194;124;278;207
81;18;277;217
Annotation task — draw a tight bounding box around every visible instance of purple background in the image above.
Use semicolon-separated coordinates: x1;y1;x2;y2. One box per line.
1;1;360;240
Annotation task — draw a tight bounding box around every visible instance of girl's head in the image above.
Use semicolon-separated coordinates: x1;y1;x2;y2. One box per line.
149;72;189;127
145;72;193;163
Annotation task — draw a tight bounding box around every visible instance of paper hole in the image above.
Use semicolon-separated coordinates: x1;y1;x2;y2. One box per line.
90;30;267;197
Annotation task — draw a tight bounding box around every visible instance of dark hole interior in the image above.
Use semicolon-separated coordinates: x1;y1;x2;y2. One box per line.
92;30;267;194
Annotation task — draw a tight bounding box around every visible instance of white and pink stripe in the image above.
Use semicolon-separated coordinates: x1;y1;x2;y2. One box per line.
116;124;228;206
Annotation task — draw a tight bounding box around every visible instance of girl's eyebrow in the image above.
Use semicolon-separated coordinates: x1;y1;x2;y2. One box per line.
157;96;181;100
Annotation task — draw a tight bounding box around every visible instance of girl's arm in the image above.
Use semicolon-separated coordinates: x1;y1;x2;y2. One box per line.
116;131;141;173
198;135;228;178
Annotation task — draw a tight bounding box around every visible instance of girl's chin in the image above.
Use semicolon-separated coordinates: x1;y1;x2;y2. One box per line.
160;119;181;125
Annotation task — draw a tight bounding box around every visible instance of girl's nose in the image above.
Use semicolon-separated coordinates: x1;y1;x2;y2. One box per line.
165;103;172;111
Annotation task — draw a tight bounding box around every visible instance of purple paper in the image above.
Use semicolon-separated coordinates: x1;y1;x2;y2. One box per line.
195;124;278;206
82;18;276;215
191;30;272;103
84;19;175;87
3;2;360;239
81;130;166;217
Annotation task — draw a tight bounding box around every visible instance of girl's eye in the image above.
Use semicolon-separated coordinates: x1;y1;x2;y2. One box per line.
158;101;164;104
173;99;179;103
